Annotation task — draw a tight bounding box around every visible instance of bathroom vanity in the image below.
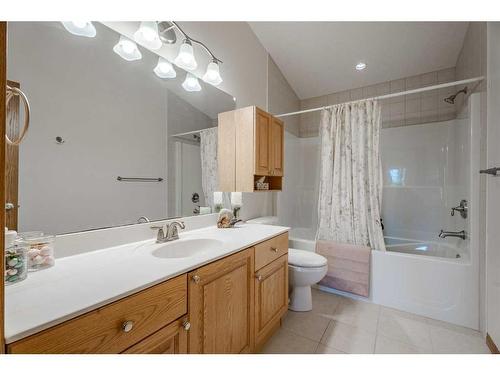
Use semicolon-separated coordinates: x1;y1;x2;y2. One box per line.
1;22;287;354
5;224;289;354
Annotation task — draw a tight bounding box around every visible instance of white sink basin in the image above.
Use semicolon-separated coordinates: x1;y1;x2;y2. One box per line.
149;238;223;259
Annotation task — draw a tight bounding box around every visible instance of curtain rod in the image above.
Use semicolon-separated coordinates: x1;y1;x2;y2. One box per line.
275;76;485;118
170;127;217;138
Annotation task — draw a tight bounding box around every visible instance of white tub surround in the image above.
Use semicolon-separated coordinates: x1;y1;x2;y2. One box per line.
5;222;289;343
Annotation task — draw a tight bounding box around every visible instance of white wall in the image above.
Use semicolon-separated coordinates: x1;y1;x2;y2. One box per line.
267;57;300;136
176;22;269;109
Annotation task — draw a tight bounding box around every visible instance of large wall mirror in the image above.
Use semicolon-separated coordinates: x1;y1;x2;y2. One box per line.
6;22;235;235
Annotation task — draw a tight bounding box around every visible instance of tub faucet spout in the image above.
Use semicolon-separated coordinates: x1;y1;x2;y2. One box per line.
439;230;466;240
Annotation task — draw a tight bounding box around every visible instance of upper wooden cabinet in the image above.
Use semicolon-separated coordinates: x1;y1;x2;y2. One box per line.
218;106;284;192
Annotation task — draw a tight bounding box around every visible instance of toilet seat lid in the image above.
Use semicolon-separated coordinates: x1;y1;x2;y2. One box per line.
288;248;327;268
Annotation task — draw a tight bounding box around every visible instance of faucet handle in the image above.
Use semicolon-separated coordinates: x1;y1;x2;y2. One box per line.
150;225;167;242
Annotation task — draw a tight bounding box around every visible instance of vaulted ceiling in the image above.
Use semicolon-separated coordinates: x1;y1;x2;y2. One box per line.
249;22;469;99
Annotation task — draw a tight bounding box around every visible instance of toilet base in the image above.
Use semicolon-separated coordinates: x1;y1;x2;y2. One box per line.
289;285;312;312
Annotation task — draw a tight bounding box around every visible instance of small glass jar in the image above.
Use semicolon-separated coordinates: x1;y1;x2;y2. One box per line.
19;232;56;271
5;240;28;285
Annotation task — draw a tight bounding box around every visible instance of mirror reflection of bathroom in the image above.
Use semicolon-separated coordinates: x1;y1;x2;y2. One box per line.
6;22;235;234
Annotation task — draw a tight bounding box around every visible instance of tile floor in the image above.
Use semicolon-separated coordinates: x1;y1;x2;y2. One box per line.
261;289;490;354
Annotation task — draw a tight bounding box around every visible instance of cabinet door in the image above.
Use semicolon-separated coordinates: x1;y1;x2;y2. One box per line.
255;254;288;350
255;108;271;175
269;117;284;176
122;316;188;354
188;248;255;353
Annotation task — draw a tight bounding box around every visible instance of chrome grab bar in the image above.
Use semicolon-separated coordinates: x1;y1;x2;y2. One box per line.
5;85;31;146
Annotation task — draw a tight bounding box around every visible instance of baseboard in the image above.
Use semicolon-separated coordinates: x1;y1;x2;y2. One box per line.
486;333;499;354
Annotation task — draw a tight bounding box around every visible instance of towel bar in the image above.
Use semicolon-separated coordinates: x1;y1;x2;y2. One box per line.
117;176;164;182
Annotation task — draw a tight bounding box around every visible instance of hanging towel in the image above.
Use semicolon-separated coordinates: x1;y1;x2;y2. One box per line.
316;240;371;297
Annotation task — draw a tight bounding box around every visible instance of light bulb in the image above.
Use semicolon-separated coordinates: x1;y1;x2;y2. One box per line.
61;21;96;38
182;73;202;92
174;40;197;71
202;60;223;86
355;62;367;71
153;57;176;79
133;21;162;50
113;35;142;61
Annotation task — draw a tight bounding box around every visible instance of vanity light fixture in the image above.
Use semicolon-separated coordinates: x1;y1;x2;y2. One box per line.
133;21;162;50
355;62;367;71
113;35;142;61
182;73;202;92
175;39;198;71
203;59;223;86
154;57;176;79
61;21;96;38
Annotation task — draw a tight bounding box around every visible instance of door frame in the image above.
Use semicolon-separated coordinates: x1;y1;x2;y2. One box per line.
1;21;7;354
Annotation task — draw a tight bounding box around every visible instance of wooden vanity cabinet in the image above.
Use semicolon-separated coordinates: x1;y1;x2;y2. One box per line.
6;233;289;354
122;316;188;354
253;233;289;351
7;274;187;354
187;248;255;353
218;106;284;192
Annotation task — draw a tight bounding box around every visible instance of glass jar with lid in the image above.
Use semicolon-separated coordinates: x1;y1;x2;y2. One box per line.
5;228;29;285
19;232;56;271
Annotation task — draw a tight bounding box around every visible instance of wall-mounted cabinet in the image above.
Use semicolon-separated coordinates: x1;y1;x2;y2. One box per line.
218;106;284;192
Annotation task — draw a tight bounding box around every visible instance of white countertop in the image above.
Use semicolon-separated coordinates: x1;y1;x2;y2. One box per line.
5;223;289;343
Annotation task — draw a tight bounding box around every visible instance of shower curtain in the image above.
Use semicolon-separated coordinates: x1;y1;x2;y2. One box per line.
199;127;231;211
316;99;386;251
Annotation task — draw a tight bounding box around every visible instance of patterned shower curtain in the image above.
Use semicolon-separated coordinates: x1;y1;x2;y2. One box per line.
316;99;386;251
199;127;231;211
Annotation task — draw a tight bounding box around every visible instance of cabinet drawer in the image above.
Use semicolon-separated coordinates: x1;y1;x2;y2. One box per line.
8;274;187;354
254;232;288;271
122;315;188;354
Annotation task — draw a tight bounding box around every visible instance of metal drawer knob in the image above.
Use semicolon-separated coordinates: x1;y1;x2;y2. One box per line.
256;275;263;282
122;320;134;333
192;275;201;284
182;321;191;331
271;247;278;252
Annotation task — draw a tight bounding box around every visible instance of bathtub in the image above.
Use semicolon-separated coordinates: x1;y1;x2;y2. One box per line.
288;228;479;329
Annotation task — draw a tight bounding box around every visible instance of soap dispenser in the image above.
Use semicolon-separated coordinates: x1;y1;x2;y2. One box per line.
4;227;28;285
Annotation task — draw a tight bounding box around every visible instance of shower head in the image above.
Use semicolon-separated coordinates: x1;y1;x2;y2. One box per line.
444;87;468;104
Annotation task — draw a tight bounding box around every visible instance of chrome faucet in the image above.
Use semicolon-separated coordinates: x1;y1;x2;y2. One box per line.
165;221;185;241
451;199;468;219
439;229;466;240
151;221;186;243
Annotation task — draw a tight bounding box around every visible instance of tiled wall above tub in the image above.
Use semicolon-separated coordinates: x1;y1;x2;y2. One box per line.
299;67;457;138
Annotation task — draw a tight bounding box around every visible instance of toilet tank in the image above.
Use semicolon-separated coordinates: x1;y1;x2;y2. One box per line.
246;216;280;225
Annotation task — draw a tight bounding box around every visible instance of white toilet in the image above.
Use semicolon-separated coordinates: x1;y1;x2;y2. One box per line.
246;216;328;312
288;248;328;311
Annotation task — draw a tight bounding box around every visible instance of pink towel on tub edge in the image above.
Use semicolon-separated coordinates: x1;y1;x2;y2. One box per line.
315;240;371;297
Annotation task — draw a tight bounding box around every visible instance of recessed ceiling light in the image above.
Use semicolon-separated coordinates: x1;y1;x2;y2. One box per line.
355;62;367;71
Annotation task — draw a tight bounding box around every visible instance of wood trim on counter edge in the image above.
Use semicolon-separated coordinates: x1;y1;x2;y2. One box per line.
1;21;7;354
487;333;499;354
